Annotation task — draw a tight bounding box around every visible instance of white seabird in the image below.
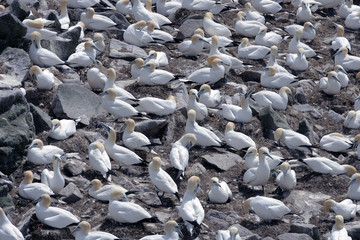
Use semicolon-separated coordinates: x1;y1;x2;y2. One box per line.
109;189;152;223
27;139;66;165
296;1;312;23
66;41;98;68
59;0;70;30
319;71;341;95
328;215;352;240
104;68;135;101
345;10;360;30
101;88;139;119
23;19;69;41
156;0;182;21
187;55;226;85
41;154;65;194
347;173;360;200
255;27;283;47
144;50;169;67
285;48;308;71
261;67;298;89
276;162;296;191
135;95;176;116
88;141;113;181
0;207;24;240
185;109;222;147
68;0;99;8
216;226;241;240
203;12;231;37
235;11;266;38
124;20;154;47
198;84;221;108
74;221;119;240
80;7;116;31
251;0;282;14
29;65;55;91
333;65;349;88
116;0;133;16
244;2;265;24
139;61;176;85
225;122;256;151
339;0;360;19
334;47;360;71
332;24;351;51
244;196;291;221
237;38;270;60
182;0;215;11
88;179;127;202
87;60;106;91
146;22;174;44
76;33;105;56
144;0;172;28
284;22;316;41
49;118;78;140
274;127;312;153
208;177;232;204
266;46;295;77
123;118;156;153
179;176;204;235
344;110;360;129
298;157;357;175
288;29;316;58
19;171;54;201
131;58;144;79
36;194;80;228
244;147;259;169
324;199;356;220
213;93;252;123
140;220;183;240
195;28;233;49
187;89;208;121
252;86;292;110
319;132;353;153
178;33;207;57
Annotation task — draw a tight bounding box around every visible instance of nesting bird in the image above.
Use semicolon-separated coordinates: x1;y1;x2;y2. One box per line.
139;220;183;240
29;65;55;90
298;157;357;175
135;95;176;116
285;48;308;71
49;118;79;140
274;127;313;153
235;11;266;38
224;122;256;151
275;162;296;191
101;88;139;119
88;141;113;181
0;207;24;240
74;221;119;240
187;89;208;121
216;226;241;240
328;215;352;240
80;7;117;31
347;173;360;200
198;84;221;108
27;139;65;165
19;171;54;201
323;199;356;220
334;47;360;71
319;133;354;153
252;87;292;110
123;118;157;153
124;20;154;47
88;179;127;202
208;177;232;204
203;12;231;38
41;154;65;194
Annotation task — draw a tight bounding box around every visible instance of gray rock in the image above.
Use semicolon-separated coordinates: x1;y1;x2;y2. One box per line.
0;47;31;84
76;129;104;144
59;182;83;203
134;119;168;138
201;152;241;171
297;117;319;144
0;172;14;208
345;221;360;240
186;162;207;176
290;223;320;240
243;234;262;240
9;0;30;21
230;224;254;237
109;39;147;60
277;233;313;240
64;159;86;176
49;25;82;61
0;89;35;175
328;110;344;123
51;83;106;125
179;16;203;38
30;229;62;240
263;238;275;240
138;190;162;206
29;103;52;134
292;104;322;119
258;106;291;139
240;71;261;82
206;210;242;229
155;211;171;223
0;13;26;53
52;65;81;84
18;207;35;237
295;87;307;104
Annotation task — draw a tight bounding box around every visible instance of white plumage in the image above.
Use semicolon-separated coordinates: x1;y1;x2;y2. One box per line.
170;133;196;178
274;128;312;153
89;179;127;202
0;207;24;240
252;87;292;110
41;154;65;194
80;7;116;31
19;171;54;201
135;96;176;116
49;118;78;141
187;89;208;121
243;147;271;189
324;199;356;220
276;162;296;191
225;122;256;150
319;133;353;153
244;196;291;221
29;65;55;90
208;177;232;203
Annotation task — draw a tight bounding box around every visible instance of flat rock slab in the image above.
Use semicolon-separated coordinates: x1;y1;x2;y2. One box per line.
277;233;314;240
109;39;147;60
0;47;31;85
201;152;242;171
179;16;203;38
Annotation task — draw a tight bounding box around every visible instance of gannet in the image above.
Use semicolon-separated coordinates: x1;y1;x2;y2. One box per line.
144;50;169;67
244;196;291;221
80;7;116;31
88;142;113;181
144;0;172;28
320;133;353;152
88;179;127;202
286;48;308;71
76;33;105;56
36;194;79;228
261;66;298;89
187;55;226;85
156;0;182;21
244;147;259;169
146;21;174;43
49;118;78;140
333;65;349;88
131;58;144;79
74;221;119;240
23;19;69;41
140;220;183;240
335;47;360;71
284;22;316;41
178;34;207;57
243;147;272;190
208;177;232;204
288;29;316;58
332;24;351;51
182;0;215;11
27;139;66;165
198;84;221;108
149;157;180;201
235;11;266;38
109;189;152;223
244;2;265;24
344;110;360;129
41;154;65;194
324;199;356;220
298;157;357;175
340;0;360;19
68;0;99;8
139;61;176;85
187;89;208;121
87;60;106;91
237;38;271;60
355;134;360;160
328;215;352;240
179;176;204;235
170;133;197;179
123;118;156;153
250;0;282;14
252;86;292;110
19;171;54;201
29;65;55;90
276;162;296;191
274;128;312;153
104;68;135;101
267;46;296;77
225;122;256;150
68;21;86;40
255;27;282;47
135;95;176;116
347;173;360;200
0;207;24;240
203;12;231;37
100;123;144;166
216;226;241;240
214;94;252;123
185;109;222;147
58;0;70;30
29;31;64;67
195;28;233;49
124;20;154;47
355;96;360;111
345;10;360;30
101;88;139;119
66;41;98;68
132;0;169;28
116;0;133;16
296;1;312;23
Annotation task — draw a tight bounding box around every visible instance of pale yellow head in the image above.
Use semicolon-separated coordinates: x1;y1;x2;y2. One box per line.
194;28;204;37
205;12;213;19
95;142;105;152
134;58;144;68
78;221;91;235
41;194;51;207
243;198;252;213
327;71;337;79
323;199;335;212
344;165;357;175
146;61;156;72
125;118;135;132
241;38;249;47
211;177;219;185
295;29;303;39
30;31;41;42
109;189;126;200
259;147;270;159
23;170;34;184
51;119;61;130
229;226;239;237
145;0;152;11
267;66;277;76
335;215;344;229
245;2;252;10
337;25;344;36
225;122;235;133
135;20;146;29
0;5;5;12
164;221;179;235
147;21;156;31
60;0;68;11
106;68;116;82
210;58;222;68
86;7;95;18
27;19;44;29
183;133;197;147
274;128;284;141
187;176;200;193
280;162;291;173
354;134;360;142
29;139;44;149
279;86;291;95
94;33;104;41
189;89;198;100
187;109;196;122
237;11;245;20
29;65;41;76
207;55;221;65
191;34;203;44
303;22;313;31
106;88;117;100
150;157;162;170
200;84;211;94
211;35;219;47
270;45;278;55
84;41;95;50
91;179;102;190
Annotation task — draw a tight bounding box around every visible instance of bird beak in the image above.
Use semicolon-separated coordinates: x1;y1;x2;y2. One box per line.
288;93;294;105
33;197;42;204
92;44;101;52
199;38;209;44
72;226;81;233
198;89;204;96
176;227;184;238
348;178;356;187
99;122;111;131
186;141;193;150
220;61;230;66
213;181;222;187
99;91;106;96
334;49;342;56
339;68;347;74
264;152;273;159
333;76;341;83
85;184;92;190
